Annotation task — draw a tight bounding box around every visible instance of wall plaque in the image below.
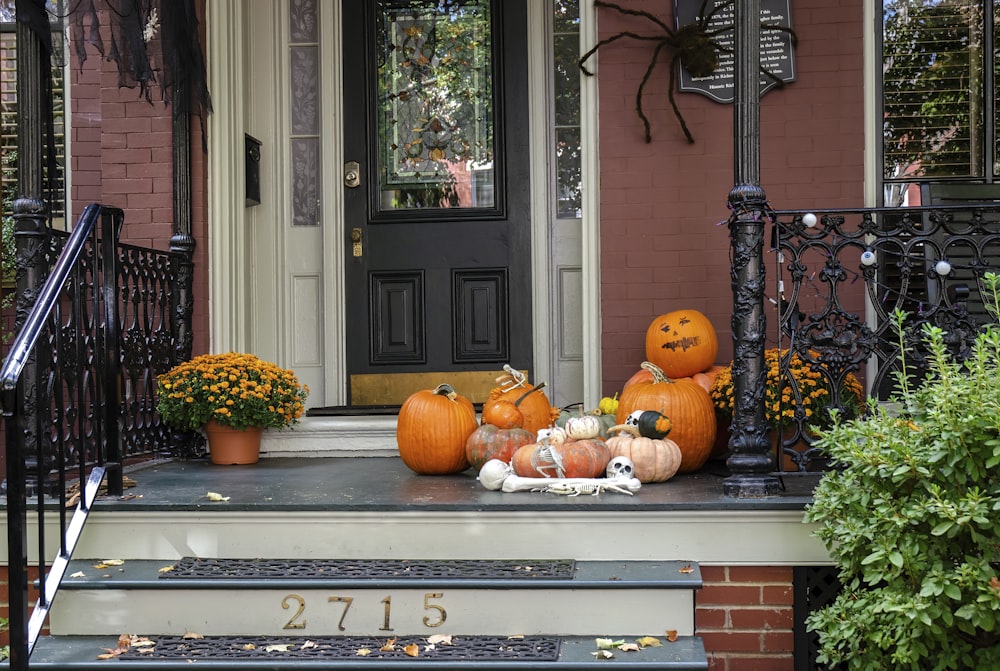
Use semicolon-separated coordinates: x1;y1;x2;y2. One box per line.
674;0;796;104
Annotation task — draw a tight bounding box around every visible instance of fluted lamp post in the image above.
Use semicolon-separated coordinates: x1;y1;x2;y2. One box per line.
724;0;780;497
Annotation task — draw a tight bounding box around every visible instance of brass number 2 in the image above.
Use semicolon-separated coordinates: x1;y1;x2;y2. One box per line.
281;594;306;629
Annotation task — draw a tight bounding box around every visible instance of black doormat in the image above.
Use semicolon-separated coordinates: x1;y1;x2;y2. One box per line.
119;635;561;661
160;558;577;580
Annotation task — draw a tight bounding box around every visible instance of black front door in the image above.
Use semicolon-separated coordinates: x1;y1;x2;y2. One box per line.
342;0;531;405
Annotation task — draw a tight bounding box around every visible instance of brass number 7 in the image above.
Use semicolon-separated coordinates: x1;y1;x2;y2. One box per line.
328;596;354;632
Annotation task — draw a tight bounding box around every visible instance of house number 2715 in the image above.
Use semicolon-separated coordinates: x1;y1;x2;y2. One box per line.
281;593;447;631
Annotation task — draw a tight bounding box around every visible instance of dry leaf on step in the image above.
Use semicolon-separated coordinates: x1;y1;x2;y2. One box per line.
636;636;662;647
206;491;230;502
591;650;614;659
665;630;679;642
182;631;204;640
427;634;453;645
264;644;294;652
356;648;372;656
403;643;420;657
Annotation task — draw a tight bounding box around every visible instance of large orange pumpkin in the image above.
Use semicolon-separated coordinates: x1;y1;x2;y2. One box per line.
465;423;535;471
397;384;478;474
511;438;611;479
606;424;683;483
615;362;716;473
644;309;719;379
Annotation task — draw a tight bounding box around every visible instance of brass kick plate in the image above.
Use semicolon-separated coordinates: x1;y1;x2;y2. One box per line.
350;370;528;406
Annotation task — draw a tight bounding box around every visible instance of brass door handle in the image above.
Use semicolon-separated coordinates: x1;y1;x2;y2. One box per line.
351;228;363;257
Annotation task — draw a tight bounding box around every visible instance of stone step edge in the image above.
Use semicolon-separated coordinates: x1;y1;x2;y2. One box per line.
28;634;708;670
56;559;703;591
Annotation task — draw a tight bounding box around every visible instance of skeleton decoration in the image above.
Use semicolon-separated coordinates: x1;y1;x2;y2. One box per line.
477;458;641;497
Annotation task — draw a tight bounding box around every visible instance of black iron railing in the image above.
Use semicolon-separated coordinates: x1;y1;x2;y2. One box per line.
769;202;1000;471
0;203;187;667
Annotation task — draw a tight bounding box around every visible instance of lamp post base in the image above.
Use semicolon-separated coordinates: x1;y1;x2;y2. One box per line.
722;473;782;498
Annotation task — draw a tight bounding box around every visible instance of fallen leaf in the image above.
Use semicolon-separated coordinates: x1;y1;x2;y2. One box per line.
242;643;256;651
66;492;81;508
679;564;694;573
665;630;678;642
618;643;640;652
116;634;132;650
182;631;204;640
356;648;372;656
591;650;614;659
507;634;525;639
131;637;156;649
70;571;86;578
380;637;397;652
595;638;625;650
158;565;174;573
301;641;317;650
206;491;230;502
264;644;293;652
93;559;125;569
427;634;453;645
636;636;662;648
96;650;121;660
403;643;420;657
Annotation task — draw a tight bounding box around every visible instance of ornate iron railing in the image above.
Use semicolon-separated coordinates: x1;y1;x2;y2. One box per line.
0;203;188;665
768;203;1000;472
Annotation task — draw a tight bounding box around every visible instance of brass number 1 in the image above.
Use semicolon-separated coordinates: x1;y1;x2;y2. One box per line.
379;596;393;631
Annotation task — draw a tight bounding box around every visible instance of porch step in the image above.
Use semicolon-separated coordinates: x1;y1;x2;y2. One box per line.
49;559;701;636
29;633;708;669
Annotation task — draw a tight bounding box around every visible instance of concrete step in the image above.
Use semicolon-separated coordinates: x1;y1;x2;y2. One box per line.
49;559;701;637
29;633;709;669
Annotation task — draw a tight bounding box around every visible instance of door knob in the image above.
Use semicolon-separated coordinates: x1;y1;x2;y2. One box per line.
344;161;360;188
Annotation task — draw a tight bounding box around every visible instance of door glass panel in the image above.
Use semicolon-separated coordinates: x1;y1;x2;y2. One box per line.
376;0;495;211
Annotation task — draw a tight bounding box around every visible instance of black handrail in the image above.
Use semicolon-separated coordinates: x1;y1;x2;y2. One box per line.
0;203;123;668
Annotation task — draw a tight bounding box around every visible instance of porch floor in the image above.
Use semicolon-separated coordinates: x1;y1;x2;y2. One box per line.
103;456;821;512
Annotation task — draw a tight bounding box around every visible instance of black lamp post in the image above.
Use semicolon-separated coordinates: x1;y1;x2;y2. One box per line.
724;0;780;497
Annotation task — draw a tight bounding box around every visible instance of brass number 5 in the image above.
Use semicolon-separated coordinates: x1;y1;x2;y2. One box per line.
423;592;447;627
281;594;306;629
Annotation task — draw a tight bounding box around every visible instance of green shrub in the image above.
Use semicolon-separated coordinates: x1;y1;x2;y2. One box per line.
804;275;1000;671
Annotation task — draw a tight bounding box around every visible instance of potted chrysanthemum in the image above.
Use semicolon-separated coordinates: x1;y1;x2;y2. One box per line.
709;348;864;463
156;352;309;464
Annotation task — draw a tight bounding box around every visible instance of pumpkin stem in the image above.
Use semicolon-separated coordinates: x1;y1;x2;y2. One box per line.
433;383;459;401
609;423;640;437
640;361;673;384
513;382;546;407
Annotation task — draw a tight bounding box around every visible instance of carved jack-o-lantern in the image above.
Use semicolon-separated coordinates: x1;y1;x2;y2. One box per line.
644;309;719;379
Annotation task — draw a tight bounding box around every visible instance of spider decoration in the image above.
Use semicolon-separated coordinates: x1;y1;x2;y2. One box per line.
579;0;798;144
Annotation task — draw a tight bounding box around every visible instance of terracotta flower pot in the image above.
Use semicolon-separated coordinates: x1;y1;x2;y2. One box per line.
204;420;263;465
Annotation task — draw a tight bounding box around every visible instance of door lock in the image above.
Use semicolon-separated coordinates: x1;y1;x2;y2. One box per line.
344;161;361;188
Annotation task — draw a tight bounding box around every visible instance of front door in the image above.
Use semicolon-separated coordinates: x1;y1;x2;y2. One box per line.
342;0;531;406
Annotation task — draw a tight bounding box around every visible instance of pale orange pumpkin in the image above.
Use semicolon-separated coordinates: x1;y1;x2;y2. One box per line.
615;362;716;473
644;309;719;379
606;424;682;483
396;384;478;474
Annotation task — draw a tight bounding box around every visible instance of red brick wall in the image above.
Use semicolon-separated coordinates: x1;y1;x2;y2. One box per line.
69;3;210;355
596;0;866;395
696;565;795;670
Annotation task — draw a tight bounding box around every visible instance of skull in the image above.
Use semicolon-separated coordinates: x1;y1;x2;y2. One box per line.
625;410;644;428
606;456;635;480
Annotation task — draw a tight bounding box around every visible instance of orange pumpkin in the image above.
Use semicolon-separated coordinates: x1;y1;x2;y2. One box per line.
396;384;478;474
644;309;719;379
465;424;535;471
615;362;716;473
606;424;683;483
484;380;559;434
511;438;611;479
481;399;524;429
